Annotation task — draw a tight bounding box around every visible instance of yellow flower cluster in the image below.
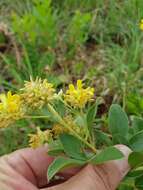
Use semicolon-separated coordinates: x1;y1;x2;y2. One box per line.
52;115;86;137
64;115;86;137
0;91;24;128
29;127;52;148
52;123;68;136
0;78;95;133
29;114;88;148
65;80;94;108
140;19;143;30
21;77;55;109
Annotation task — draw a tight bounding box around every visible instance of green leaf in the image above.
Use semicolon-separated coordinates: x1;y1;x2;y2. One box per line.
86;97;103;130
90;146;124;165
131;116;143;134
135;175;143;190
75;115;86;127
87;103;97;128
118;176;135;190
128;152;143;168
129;131;143;152
118;184;134;190
127;169;143;178
95;130;113;146
112;134;129;146
48;140;64;156
47;157;85;181
60;134;86;160
54;100;65;117
108;104;129;143
126;93;143;115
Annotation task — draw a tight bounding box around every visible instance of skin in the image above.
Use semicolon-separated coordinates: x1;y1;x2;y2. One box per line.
0;145;131;190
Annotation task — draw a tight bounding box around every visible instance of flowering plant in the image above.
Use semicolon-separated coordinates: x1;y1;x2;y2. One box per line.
1;77;143;184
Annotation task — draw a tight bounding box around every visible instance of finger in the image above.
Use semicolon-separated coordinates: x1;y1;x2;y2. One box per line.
43;145;131;190
1;147;80;188
1;147;53;188
0;171;38;190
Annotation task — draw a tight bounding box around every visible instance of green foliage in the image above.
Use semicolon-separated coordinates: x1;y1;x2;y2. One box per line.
47;101;129;181
12;0;58;47
0;121;34;156
65;10;92;56
90;146;124;165
48;137;124;180
135;175;143;189
47;156;84;181
86;103;97;129
126;94;143;116
108;104;129;144
59;134;87;160
106;103;143;189
48;140;64;156
128;152;143;168
131;116;143;134
118;182;134;190
86;102;97;138
95;130;113;146
128;169;143;179
0;0;94;87
0;0;58;82
129;131;143;152
52;0;96;11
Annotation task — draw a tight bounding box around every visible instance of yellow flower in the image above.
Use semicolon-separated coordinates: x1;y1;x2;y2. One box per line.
0;91;24;128
52;115;86;138
21;77;55;109
0;91;21;113
140;19;143;30
65;80;94;108
29;127;52;148
64;115;86;137
52;123;68;136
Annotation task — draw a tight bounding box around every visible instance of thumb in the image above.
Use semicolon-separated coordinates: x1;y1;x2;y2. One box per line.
45;145;131;190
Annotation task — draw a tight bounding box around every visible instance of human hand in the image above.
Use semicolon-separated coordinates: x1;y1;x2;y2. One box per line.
0;145;131;190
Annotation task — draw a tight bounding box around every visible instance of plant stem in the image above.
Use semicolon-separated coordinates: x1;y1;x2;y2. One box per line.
122;83;126;111
47;103;96;153
24;115;50;119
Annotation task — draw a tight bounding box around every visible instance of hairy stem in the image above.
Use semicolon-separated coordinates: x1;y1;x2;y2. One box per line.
47;103;96;153
24;115;50;119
